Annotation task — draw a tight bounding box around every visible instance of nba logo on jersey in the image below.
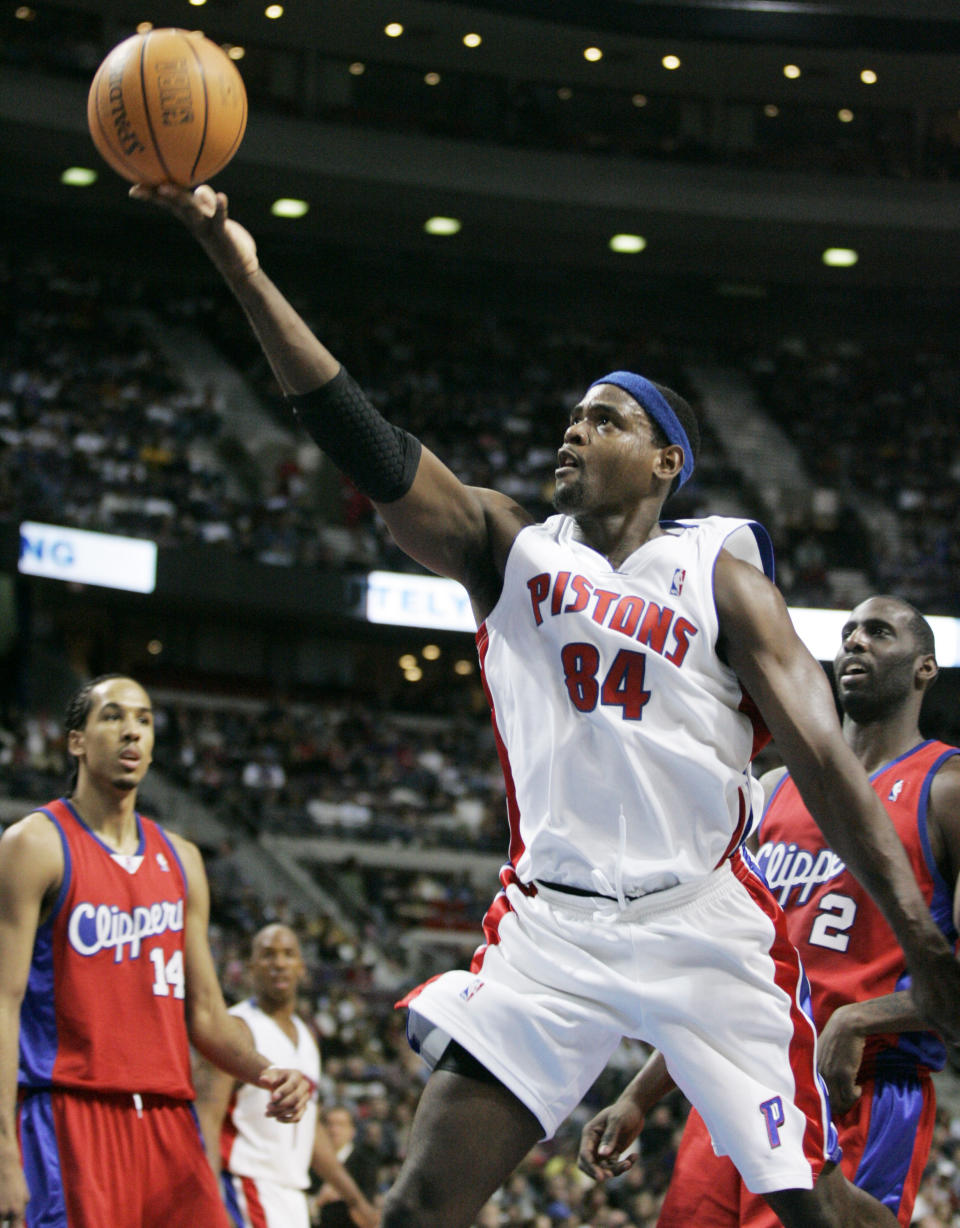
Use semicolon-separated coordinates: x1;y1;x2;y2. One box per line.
670;568;686;597
156;852;170;872
888;780;904;802
459;978;484;1003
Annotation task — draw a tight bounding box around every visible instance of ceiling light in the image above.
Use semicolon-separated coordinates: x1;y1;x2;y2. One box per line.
422;644;441;661
147;639;163;656
763;104;779;117
822;247;858;267
271;198;309;218
384;22;403;37
463;32;482;48
584;47;603;63
264;3;283;16
662;55;681;70
14;6;36;18
403;667;423;682
783;64;801;79
227;45;245;60
557;87;573;100
454;659;475;676
398;653;417;670
136;22;153;33
838;108;854;123
609;233;647;254
349;62;365;75
61;167;97;187
632;93;647;108
424;71;441;85
860;69;877;84
188;0;206;6
424;216;461;235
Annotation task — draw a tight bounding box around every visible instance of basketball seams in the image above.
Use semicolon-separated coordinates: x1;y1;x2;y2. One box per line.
186;36;211;186
139;29;175;184
192;41;247;184
89;57;152;184
88;28;246;187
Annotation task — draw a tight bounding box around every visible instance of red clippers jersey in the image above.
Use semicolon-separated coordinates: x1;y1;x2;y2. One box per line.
754;741;959;1074
19;798;195;1098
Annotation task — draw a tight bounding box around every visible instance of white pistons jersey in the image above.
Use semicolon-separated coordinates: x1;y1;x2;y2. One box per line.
220;999;320;1189
478;514;774;896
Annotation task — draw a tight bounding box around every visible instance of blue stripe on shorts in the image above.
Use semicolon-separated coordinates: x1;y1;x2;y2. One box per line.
19;1091;68;1228
854;1072;925;1216
220;1172;245;1228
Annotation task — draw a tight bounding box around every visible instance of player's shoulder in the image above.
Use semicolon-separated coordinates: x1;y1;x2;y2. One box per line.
159;828;206;883
2;808;65;852
0;809;65;888
929;749;960;807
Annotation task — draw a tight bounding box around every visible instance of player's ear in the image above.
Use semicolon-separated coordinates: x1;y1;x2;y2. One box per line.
916;653;938;688
655;443;684;484
67;728;86;758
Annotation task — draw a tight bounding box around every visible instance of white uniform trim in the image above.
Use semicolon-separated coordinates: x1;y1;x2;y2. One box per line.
408;857;837;1192
479;515;771;895
222;999;320;1189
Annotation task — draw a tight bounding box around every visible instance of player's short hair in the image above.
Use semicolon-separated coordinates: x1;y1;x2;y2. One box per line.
64;673;129;792
903;602;936;661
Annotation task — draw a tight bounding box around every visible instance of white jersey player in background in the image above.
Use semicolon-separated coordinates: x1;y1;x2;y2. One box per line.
138;180;960;1228
195;924;378;1228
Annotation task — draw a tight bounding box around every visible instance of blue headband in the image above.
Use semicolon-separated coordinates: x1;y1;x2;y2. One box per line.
588;370;694;489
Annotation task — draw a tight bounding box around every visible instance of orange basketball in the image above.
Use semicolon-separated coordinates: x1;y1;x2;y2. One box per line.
87;28;247;187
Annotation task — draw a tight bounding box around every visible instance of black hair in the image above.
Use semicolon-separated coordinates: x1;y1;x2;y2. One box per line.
644;381;701;497
64;673;128;794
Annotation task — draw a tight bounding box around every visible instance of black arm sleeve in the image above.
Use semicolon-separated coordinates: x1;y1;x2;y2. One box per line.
286;366;422;503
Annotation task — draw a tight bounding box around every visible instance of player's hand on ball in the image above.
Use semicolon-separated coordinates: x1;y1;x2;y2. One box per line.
259;1066;312;1123
130;183;260;281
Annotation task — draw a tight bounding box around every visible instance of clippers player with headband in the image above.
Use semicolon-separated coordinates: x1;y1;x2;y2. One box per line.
136;180;960;1228
580;595;960;1227
0;675;313;1228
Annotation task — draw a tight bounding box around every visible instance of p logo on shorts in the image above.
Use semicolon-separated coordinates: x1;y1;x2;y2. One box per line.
759;1096;785;1149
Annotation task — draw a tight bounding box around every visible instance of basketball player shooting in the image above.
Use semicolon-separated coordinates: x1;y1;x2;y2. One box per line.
136;181;960;1228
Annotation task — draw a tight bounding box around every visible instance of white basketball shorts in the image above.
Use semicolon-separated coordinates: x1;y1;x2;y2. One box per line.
404;853;839;1195
221;1172;310;1228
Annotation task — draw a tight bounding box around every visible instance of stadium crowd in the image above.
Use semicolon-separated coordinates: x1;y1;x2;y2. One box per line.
3;244;959;616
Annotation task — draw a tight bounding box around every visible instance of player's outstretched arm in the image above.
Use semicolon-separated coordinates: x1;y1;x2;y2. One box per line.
577;1049;676;1181
171;833;311;1122
714;551;960;1046
0;815;64;1226
131;184;532;597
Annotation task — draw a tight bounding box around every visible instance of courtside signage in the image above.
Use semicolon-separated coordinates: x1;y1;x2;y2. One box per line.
19;522;157;594
363;571;960;665
366;570;474;632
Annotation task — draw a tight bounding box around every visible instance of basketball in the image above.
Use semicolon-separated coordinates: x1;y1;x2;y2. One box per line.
86;28;247;187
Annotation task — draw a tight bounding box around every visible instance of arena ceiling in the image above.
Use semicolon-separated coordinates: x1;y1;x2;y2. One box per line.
3;0;960;290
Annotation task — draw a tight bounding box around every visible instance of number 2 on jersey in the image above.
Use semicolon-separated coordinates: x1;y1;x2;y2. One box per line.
150;946;186;998
561;644;652;720
808;892;858;952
